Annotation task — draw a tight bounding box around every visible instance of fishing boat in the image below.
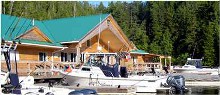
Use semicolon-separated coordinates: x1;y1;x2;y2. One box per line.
59;53;169;93
173;58;218;75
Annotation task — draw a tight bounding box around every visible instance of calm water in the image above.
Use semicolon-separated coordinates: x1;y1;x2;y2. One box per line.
187;86;220;95
153;86;220;95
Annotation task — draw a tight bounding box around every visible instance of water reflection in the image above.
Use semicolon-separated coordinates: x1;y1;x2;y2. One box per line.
188;86;220;95
134;86;220;95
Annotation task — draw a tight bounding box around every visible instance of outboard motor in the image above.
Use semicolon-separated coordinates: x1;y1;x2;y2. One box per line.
166;75;185;94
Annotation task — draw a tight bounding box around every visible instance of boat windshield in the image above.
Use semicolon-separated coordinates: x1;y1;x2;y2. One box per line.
86;55;104;67
84;53;120;77
186;59;202;68
85;53;117;67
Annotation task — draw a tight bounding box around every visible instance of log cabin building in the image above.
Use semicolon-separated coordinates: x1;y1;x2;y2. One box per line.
1;14;171;76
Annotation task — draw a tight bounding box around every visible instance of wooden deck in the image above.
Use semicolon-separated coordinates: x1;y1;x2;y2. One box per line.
1;60;71;77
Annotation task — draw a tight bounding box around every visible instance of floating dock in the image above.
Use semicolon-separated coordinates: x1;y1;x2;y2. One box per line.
35;83;181;94
36;84;136;94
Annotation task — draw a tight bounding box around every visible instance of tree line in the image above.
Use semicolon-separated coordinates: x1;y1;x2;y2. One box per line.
2;1;219;66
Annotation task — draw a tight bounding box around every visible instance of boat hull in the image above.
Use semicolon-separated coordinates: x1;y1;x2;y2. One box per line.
173;68;218;75
61;71;167;93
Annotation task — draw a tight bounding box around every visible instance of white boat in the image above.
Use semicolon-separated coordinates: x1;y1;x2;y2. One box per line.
59;53;169;93
1;70;73;95
173;58;218;75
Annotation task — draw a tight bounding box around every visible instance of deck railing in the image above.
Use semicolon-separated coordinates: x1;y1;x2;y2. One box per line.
132;62;161;72
1;60;74;76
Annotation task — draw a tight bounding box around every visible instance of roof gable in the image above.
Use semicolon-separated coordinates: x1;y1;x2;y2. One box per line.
1;14;58;46
2;14;134;49
77;15;136;52
1;14;33;41
17;27;51;42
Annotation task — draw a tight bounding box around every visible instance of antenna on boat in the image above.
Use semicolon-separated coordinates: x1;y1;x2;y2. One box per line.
97;14;102;52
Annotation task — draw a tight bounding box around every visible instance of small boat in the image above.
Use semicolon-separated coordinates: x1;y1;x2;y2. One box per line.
173;58;218;75
59;53;169;93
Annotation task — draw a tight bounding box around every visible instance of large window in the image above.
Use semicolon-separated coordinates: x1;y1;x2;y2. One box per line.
133;56;137;64
61;52;76;62
70;53;76;62
80;53;85;63
61;52;67;62
39;52;46;61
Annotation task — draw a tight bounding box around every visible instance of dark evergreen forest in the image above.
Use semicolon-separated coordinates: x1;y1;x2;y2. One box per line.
2;1;219;66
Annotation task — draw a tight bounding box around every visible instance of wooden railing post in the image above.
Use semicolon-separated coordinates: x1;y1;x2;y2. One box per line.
27;63;30;75
44;63;46;76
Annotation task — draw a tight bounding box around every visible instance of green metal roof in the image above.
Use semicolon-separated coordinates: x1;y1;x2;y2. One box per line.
1;14;57;46
1;14;110;46
130;49;149;54
1;14;33;41
42;14;109;42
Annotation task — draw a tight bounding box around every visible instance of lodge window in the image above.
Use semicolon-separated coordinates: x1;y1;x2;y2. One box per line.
61;52;67;62
71;53;76;62
39;52;46;61
133;56;137;64
80;53;84;63
87;39;91;47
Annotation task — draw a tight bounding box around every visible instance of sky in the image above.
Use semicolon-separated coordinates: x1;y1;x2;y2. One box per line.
88;1;109;7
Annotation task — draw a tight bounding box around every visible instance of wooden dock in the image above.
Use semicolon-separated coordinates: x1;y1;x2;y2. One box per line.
33;75;63;80
48;85;136;94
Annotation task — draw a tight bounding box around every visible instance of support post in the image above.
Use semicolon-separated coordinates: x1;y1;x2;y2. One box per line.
28;63;30;75
44;62;46;76
165;58;167;67
159;56;162;71
76;44;81;64
169;56;171;70
51;52;54;71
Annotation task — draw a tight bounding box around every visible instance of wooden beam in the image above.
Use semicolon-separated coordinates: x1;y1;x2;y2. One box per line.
76;44;81;63
108;15;134;49
79;18;108;45
108;23;130;48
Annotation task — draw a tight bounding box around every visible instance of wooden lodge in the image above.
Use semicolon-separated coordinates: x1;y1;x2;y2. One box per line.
1;14;171;76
